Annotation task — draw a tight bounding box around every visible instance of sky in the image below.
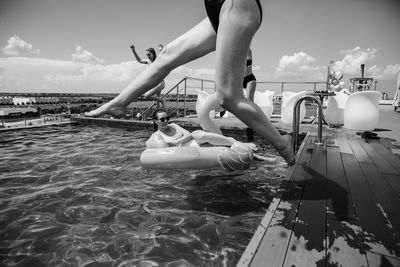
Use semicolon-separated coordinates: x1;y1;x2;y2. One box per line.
0;0;399;97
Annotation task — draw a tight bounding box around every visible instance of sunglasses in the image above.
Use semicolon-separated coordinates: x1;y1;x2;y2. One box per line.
158;116;170;122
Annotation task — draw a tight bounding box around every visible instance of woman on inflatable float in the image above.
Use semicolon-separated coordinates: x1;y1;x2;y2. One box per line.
140;109;261;172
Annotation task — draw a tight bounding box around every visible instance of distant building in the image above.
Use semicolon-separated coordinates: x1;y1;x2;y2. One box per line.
12;97;36;105
0;96;14;105
35;96;59;104
11;96;60;105
0;107;38;120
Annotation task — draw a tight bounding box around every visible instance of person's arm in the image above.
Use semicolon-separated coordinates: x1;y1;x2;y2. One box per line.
146;132;168;149
130;45;148;65
168;124;193;146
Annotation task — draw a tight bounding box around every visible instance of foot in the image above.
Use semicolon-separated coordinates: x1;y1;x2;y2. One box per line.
242;142;258;151
277;135;296;166
85;102;127;118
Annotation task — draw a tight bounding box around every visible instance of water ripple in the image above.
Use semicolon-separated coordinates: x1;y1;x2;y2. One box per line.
0;125;288;266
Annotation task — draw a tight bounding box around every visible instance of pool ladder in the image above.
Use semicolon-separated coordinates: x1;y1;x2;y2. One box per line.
292;95;324;153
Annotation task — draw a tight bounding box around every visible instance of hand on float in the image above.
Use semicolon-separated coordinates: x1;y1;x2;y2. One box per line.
167;141;178;147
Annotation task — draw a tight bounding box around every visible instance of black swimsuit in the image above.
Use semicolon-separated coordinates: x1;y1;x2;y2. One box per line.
204;0;263;32
243;59;256;88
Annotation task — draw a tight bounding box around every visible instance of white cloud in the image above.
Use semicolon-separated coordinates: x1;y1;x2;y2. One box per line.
72;45;104;64
278;52;316;69
274;52;325;80
333;46;377;75
367;64;400;81
44;61;142;82
2;35;40;56
379;64;400;80
0;56;211;93
330;47;399;81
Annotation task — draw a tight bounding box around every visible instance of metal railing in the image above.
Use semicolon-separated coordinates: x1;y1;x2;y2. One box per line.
137;77;329;121
137;76;215;120
256;81;328;95
292;95;324;153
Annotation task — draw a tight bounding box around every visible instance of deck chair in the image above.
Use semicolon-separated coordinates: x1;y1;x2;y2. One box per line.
343;91;381;131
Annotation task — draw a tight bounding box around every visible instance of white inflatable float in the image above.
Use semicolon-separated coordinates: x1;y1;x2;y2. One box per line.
140;92;256;171
140;143;253;171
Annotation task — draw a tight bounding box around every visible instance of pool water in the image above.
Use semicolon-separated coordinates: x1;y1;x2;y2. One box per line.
0;125;288;267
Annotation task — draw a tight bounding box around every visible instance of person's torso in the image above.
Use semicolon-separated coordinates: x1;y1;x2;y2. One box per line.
157;124;183;143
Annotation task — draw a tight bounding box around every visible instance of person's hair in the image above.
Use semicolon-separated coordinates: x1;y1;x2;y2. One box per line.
146;48;157;61
152;109;167;132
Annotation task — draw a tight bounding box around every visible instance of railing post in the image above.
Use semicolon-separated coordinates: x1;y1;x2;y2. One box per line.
183;78;187;117
176;84;180;116
292;96;323;153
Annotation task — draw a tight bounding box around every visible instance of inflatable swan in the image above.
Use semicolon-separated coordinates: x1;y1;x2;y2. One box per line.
140;92;259;171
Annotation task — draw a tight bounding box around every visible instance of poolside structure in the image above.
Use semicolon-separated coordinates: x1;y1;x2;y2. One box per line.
73;103;400;266
237;105;400;267
71;75;400;266
350;64;375;93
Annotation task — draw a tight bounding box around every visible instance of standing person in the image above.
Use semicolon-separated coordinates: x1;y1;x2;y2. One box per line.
243;48;257;102
130;45;165;108
393;72;400;112
86;0;295;165
243;48;257;141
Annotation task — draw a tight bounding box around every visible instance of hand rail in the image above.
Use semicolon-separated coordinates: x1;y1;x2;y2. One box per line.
137;77;188;120
292;95;323;153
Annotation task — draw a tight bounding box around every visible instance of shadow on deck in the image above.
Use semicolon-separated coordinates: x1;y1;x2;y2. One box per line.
238;129;400;267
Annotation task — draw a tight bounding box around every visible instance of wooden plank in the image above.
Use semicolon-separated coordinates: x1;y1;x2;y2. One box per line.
325;146;368;266
369;142;400;174
336;134;353;154
238;134;312;267
342;153;400;258
326;135;339;148
247;137;315;267
366;252;400;266
237;198;282;267
358;140;399;175
283;141;327;266
347;138;372;163
384;174;400;199
359;162;400;242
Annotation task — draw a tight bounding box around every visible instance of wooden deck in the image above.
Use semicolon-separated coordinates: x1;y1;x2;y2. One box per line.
238;128;400;267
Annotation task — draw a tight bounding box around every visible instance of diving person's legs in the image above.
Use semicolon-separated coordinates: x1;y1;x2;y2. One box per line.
213;0;295;165
85;18;217;117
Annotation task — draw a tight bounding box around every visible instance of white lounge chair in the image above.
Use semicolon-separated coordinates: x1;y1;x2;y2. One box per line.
343;91;381;131
222;90;275;119
325;89;350;125
280;91;307;124
195;89;215;118
253;90;275;119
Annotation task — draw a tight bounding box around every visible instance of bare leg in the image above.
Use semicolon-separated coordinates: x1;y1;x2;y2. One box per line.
146;94;165;108
214;0;295;165
246;80;256;102
192;130;258;151
192;130;236;146
86;18;217;117
245;80;256;141
145;81;165;108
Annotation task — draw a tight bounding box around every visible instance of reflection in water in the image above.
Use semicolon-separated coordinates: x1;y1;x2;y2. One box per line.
0;125;287;266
